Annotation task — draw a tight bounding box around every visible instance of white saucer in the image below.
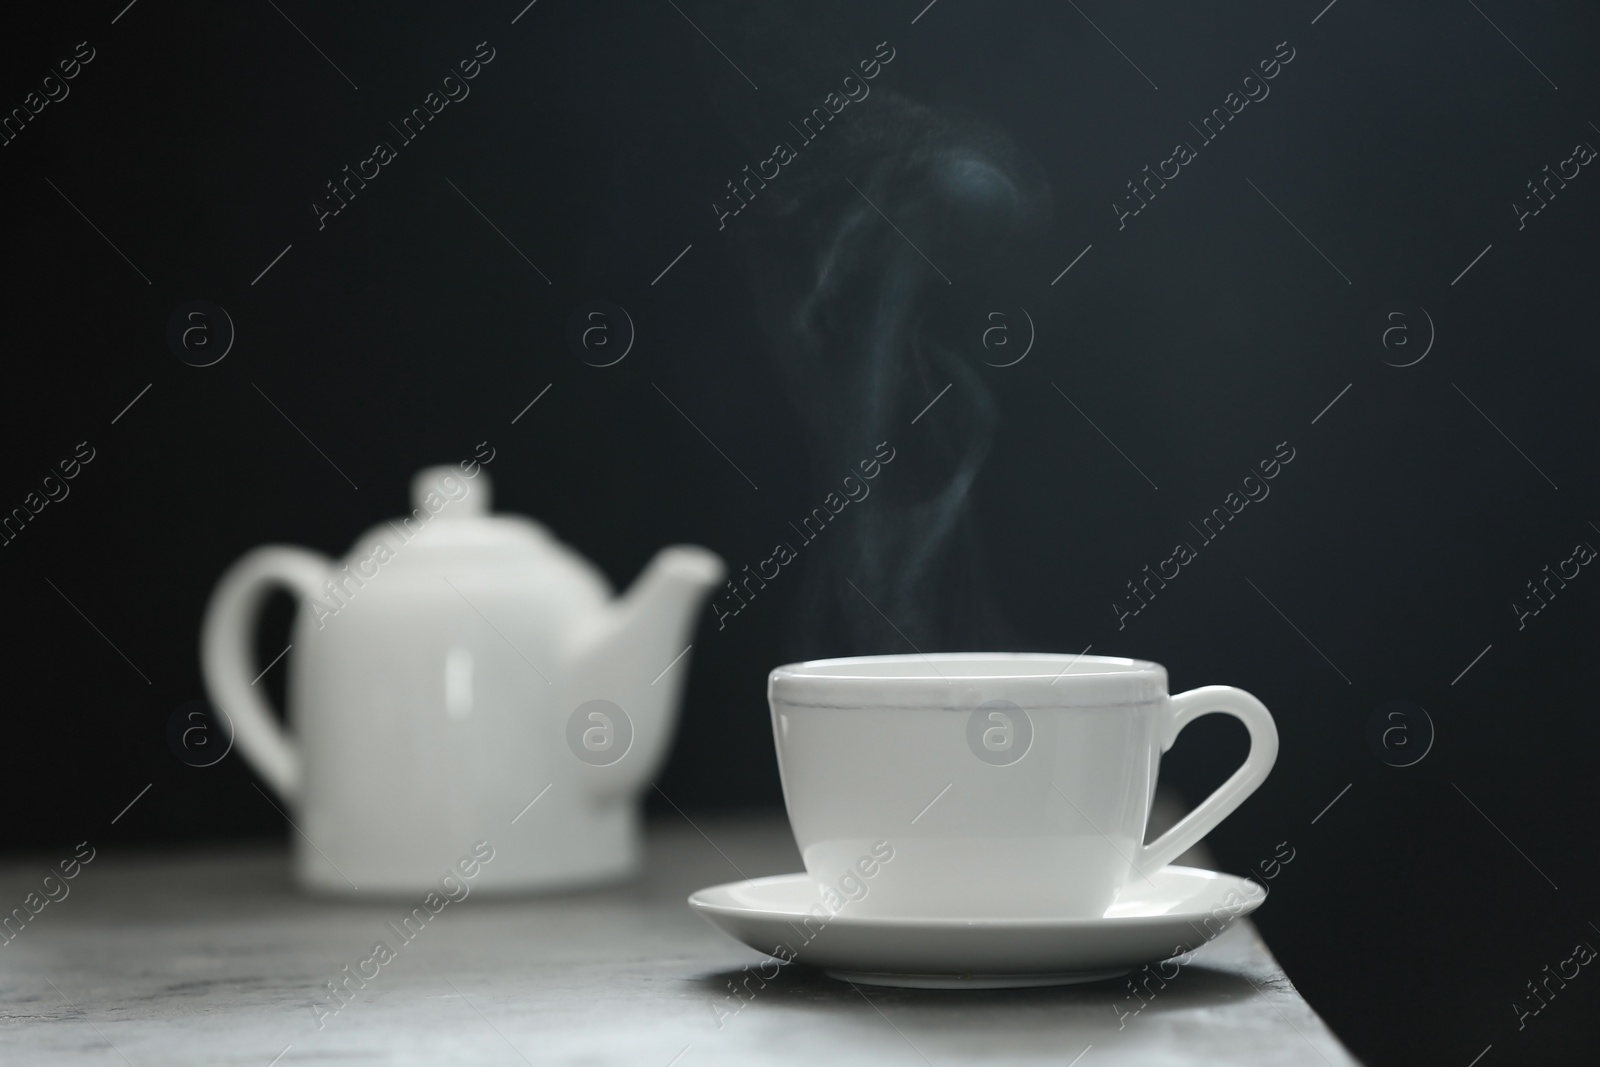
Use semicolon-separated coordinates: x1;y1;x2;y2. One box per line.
688;866;1266;989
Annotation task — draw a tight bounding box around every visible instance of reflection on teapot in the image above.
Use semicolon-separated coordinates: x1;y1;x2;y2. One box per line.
200;465;724;894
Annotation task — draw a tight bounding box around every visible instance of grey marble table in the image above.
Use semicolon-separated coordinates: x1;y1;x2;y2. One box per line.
0;814;1357;1066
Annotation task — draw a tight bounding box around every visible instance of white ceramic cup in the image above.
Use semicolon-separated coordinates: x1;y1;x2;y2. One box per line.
768;653;1278;920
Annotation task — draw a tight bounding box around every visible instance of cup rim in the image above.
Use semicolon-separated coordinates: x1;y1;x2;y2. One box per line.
768;653;1167;709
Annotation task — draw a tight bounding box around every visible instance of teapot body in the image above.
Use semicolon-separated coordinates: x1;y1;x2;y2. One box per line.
287;550;638;893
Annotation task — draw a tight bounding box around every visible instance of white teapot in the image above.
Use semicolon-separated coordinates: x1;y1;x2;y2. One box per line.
200;464;723;894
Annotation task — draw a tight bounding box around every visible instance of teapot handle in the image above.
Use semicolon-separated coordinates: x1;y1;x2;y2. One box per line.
199;545;329;805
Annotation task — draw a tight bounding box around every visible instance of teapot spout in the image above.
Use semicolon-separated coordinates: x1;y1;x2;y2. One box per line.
569;545;724;793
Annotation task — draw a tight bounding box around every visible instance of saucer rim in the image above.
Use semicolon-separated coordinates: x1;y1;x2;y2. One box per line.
686;865;1265;928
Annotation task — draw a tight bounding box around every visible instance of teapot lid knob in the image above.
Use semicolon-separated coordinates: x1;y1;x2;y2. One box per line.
411;465;490;518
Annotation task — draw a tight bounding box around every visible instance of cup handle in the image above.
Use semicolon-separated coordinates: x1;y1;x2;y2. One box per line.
199;545;329;805
1137;685;1279;874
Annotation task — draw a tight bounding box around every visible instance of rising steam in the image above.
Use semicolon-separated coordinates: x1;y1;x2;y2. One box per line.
730;91;1051;654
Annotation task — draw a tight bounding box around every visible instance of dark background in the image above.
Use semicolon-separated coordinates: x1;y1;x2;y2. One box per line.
3;1;1597;1063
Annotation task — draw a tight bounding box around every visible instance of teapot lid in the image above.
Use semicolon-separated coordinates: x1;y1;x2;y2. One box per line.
409;465;493;521
344;465;575;563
